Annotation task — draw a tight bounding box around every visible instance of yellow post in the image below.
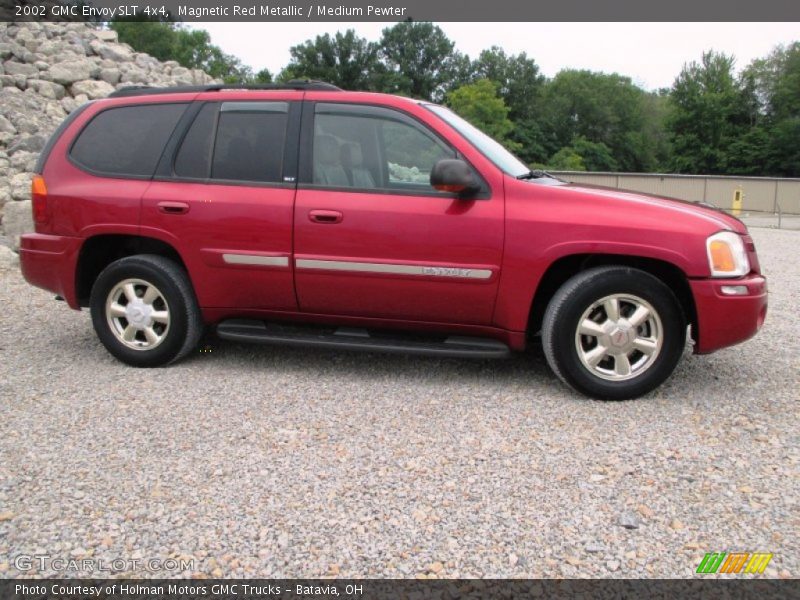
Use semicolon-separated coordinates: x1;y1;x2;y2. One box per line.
732;188;744;216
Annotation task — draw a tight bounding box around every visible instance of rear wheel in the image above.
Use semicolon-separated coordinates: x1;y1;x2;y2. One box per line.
541;266;685;400
90;255;203;367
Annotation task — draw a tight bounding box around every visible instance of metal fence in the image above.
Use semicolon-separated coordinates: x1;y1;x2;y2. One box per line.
549;172;800;216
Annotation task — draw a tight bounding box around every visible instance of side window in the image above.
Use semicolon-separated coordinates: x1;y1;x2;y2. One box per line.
312;104;455;193
211;101;288;183
174;103;216;179
71;103;188;177
382;121;453;187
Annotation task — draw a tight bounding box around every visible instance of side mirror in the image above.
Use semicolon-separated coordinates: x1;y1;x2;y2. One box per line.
430;159;480;196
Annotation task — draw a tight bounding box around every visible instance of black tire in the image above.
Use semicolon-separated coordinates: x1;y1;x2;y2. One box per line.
541;266;685;400
90;254;203;367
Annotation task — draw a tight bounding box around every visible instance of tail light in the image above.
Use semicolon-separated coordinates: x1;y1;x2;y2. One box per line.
31;175;48;224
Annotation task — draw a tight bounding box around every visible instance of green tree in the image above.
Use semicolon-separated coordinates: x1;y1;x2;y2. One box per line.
540;69;658;172
747;42;800;121
569;136;618;171
175;28;255;83
379;22;464;101
741;42;800;176
547;147;586;171
253;69;273;84
667;51;752;174
109;20;175;63
471;47;548;163
543;137;617;171
471;47;545;120
278;30;383;90
111;21;258;84
446;79;520;152
641;90;673;171
767;118;800;176
724;127;771;175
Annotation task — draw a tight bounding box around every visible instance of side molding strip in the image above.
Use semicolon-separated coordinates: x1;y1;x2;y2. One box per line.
295;258;492;280
223;254;290;267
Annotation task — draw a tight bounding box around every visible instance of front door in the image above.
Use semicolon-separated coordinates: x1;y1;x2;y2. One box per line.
293;102;504;325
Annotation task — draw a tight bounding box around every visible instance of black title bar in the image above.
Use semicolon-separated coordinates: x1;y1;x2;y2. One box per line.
4;0;800;22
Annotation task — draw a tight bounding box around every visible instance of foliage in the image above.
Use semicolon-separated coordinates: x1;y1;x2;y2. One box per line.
539;70;662;172
253;69;273;84
569;137;619;171
547;147;586;171
640;91;673;170
739;43;800;176
542;137;618;171
278;30;383;90
470;47;548;162
111;20;262;84
109;20;175;62
666;51;750;174
446;79;520;152
471;47;545;121
379;22;466;102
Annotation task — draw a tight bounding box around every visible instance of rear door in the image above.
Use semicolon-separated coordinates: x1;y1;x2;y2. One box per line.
141;93;301;310
292;100;504;325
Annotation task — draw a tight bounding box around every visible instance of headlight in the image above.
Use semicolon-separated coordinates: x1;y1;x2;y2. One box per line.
706;231;750;277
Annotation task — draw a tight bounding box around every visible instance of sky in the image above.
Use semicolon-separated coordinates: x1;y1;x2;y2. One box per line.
190;22;799;91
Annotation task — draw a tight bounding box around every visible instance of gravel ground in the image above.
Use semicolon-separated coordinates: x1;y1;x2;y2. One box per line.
0;228;797;580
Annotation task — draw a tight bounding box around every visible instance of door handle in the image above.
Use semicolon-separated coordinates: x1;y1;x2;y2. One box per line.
309;210;343;224
158;201;190;215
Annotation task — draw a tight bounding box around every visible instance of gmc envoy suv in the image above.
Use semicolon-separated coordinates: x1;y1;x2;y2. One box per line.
19;81;767;400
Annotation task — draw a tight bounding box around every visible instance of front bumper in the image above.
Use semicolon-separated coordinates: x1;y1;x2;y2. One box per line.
690;274;767;354
19;233;83;309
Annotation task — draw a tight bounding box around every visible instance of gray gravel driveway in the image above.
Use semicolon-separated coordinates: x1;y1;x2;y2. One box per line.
0;228;797;579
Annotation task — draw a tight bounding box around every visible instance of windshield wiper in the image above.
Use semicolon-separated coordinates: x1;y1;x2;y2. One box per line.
517;169;554;180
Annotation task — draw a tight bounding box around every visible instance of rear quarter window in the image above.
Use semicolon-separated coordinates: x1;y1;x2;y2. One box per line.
172;101;290;183
70;103;188;178
210;101;288;183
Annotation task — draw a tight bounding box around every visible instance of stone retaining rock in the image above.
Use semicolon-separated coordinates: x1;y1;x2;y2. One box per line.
0;243;18;269
0;22;218;249
49;58;96;84
70;79;115;99
3;199;32;250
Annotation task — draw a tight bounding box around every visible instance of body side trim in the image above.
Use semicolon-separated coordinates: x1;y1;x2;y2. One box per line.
295;258;492;279
222;253;290;267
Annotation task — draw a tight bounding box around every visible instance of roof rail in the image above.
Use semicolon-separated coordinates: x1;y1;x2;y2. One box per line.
108;80;342;98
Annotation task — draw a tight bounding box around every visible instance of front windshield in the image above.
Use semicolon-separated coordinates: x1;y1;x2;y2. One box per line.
425;104;530;178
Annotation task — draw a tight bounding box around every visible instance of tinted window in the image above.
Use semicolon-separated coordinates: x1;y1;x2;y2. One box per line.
313;104;455;193
210;101;288;183
174;103;216;179
71;103;188;177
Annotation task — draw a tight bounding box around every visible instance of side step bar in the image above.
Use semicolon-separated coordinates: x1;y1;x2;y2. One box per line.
215;319;511;359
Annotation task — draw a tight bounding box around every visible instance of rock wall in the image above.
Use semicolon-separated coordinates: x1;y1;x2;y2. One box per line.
0;22;217;250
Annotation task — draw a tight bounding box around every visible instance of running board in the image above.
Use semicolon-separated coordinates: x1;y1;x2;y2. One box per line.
215;319;510;359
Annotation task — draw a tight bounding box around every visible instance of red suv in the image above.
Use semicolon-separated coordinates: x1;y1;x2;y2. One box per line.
19;82;767;399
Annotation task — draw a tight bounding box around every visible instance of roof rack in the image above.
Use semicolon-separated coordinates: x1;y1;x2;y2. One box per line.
108;80;342;98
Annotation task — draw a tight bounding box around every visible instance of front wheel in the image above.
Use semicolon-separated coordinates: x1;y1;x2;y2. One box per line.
90;255;203;367
541;266;686;400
